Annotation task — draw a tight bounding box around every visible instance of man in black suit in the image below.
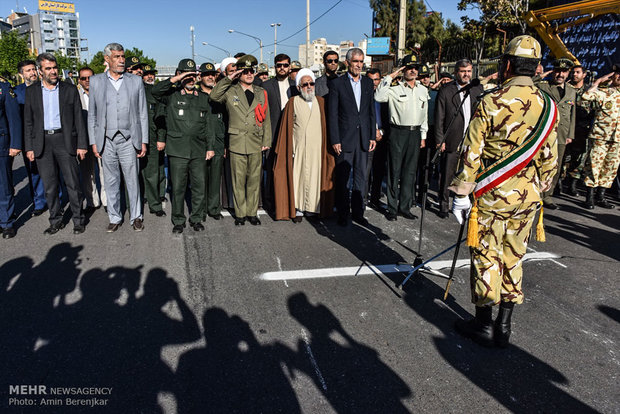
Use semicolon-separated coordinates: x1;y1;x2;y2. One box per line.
434;59;483;218
24;53;88;234
261;53;298;213
328;48;376;226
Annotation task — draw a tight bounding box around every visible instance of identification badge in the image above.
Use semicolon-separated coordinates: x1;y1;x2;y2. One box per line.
178;109;184;116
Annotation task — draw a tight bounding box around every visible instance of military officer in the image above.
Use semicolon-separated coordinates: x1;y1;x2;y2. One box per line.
289;61;302;83
141;64;167;217
210;54;271;226
198;62;227;220
374;54;429;221
580;64;620;209
0;81;22;239
126;56;144;77
255;63;270;84
449;36;559;348
535;58;576;209
152;59;215;233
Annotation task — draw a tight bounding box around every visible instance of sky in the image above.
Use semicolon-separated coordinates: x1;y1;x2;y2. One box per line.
8;0;480;66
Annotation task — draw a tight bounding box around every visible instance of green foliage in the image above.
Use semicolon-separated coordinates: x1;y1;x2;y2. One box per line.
88;51;106;74
0;30;30;82
87;47;157;74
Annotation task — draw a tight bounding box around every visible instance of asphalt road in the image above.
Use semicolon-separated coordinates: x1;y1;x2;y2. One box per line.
1;156;619;413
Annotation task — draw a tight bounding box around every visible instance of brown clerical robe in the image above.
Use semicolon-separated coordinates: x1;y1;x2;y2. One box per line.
273;95;336;220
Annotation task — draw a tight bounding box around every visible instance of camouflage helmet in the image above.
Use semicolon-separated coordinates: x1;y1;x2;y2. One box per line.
504;35;541;59
176;58;197;72
199;62;217;73
257;63;269;74
553;58;574;70
290;61;302;71
236;54;258;70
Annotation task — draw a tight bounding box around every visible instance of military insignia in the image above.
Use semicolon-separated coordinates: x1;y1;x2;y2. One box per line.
131;57;138;64
187;61;194;68
567;100;574;105
10;89;16;98
605;101;613;109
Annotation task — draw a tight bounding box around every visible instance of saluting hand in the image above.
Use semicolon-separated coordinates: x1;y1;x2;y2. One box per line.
228;69;244;81
389;66;405;79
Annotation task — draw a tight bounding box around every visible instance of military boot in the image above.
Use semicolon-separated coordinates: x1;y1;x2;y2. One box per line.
585;187;595;209
494;302;514;348
455;306;494;347
595;187;615;209
566;177;579;196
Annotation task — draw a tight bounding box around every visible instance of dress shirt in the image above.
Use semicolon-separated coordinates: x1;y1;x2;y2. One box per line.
374;75;429;139
457;83;471;136
41;83;61;130
106;71;124;91
348;73;361;111
78;85;89;110
278;79;289;110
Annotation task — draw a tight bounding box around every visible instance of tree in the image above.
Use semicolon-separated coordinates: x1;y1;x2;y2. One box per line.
53;50;86;74
370;0;429;55
0;30;31;81
87;47;157;74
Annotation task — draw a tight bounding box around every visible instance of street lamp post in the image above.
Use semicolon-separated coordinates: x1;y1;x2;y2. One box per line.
190;25;195;62
228;29;263;63
270;23;281;59
202;42;231;58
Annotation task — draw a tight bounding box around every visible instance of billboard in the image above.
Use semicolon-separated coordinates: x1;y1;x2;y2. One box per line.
367;37;391;56
38;1;75;13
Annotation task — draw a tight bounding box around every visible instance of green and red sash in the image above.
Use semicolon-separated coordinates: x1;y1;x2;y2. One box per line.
473;92;557;198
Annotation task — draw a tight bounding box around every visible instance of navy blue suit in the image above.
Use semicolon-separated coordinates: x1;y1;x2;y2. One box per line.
0;82;22;229
14;83;47;211
328;73;376;220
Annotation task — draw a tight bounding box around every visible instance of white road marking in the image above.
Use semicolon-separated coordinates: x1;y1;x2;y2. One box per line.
259;252;563;281
528;246;567;268
301;328;327;391
221;209;269;217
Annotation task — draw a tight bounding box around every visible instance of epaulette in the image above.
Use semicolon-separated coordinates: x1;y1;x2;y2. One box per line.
390;79;399;87
539;80;549;84
9;87;16;98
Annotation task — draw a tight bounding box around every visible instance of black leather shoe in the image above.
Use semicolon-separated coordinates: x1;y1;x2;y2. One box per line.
209;213;224;220
352;216;369;226
73;224;85;234
455;306;494;348
494;302;514;348
248;216;261;226
595;188;615;209
190;222;205;231
32;207;47;216
385;212;397;221
150;209;166;217
543;201;559;210
172;224;184;234
2;227;16;239
234;217;246;226
44;222;65;235
438;211;449;219
292;216;303;223
106;222;121;233
400;210;418;220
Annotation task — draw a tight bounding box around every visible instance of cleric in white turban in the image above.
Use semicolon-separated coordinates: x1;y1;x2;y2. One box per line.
272;67;335;222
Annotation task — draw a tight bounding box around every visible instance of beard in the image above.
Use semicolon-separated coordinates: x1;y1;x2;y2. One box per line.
300;89;315;102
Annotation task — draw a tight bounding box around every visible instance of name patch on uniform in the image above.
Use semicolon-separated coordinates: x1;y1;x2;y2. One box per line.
178;109;184;116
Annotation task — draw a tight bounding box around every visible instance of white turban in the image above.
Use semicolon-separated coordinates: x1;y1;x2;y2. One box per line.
214;63;221;71
295;68;315;87
220;57;237;70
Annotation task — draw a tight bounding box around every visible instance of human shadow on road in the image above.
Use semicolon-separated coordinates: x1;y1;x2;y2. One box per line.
598;305;620;324
176;307;301;414
0;244;200;413
286;292;412;413
403;276;599;413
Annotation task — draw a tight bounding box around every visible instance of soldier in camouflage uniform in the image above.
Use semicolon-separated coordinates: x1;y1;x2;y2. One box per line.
448;36;559;348
580;65;620;209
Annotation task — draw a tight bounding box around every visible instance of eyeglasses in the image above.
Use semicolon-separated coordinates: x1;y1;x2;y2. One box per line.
325;59;338;64
276;63;290;68
242;68;255;74
79;77;90;80
299;82;315;88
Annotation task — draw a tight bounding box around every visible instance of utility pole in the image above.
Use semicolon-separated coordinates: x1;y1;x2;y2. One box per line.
397;0;406;60
306;0;310;67
271;23;281;59
190;26;195;62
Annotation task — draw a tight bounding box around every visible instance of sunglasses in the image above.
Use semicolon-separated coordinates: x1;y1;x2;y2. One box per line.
276;63;290;68
242;68;255;74
325;59;338;64
300;82;315;88
79;77;90;80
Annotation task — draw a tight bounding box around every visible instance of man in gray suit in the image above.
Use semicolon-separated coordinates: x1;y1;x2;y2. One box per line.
88;43;148;232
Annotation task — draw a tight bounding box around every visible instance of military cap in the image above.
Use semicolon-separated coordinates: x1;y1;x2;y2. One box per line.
418;64;430;76
127;56;142;69
142;64;157;74
236;54;258;70
290;61;302;70
199;62;217;73
553;58;574;70
257;63;269;74
402;54;419;67
504;35;541;59
337;61;347;74
177;58;197;72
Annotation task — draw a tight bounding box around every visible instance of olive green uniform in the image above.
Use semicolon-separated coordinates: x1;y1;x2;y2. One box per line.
536;80;576;201
142;83;167;213
209;77;271;218
152;79;214;226
199;89;227;217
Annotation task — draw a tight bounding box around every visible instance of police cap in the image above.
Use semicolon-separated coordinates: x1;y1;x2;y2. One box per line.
402;54;419;68
418;64;430;76
504;35;541;59
199;62;217;73
236;54;258;70
177;58;197;72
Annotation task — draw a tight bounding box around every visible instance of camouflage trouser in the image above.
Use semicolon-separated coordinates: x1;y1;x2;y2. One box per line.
584;139;620;188
470;201;538;306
